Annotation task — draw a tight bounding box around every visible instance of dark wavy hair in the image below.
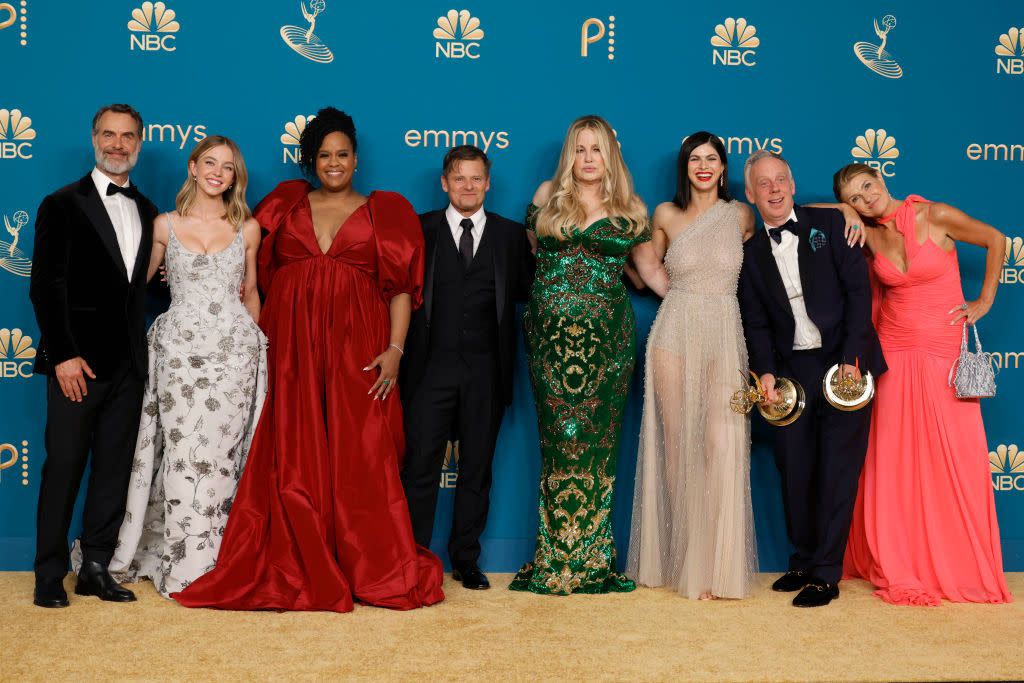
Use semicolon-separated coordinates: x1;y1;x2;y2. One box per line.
673;131;732;210
298;106;357;178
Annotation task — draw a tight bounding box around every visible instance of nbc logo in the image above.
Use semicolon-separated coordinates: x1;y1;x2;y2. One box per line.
281;115;315;164
0;439;29;487
991;444;1024;492
1002;235;1023;284
0;108;34;160
581;16;615;60
280;0;334;64
995;27;1024;75
0;327;35;379
434;9;484;60
851;128;898;177
0;209;30;277
0;0;28;47
853;14;902;79
128;1;179;52
711;17;758;67
440;440;459;489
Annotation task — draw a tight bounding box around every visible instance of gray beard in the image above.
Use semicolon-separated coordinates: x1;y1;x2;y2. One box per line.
95;149;138;176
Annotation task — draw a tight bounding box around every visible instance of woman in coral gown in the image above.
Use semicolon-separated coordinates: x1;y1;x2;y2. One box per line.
174;108;444;612
833;163;1011;605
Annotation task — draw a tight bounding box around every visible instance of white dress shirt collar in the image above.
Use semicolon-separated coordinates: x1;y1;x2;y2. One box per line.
763;208;797;232
445;204;487;256
91;166;132;196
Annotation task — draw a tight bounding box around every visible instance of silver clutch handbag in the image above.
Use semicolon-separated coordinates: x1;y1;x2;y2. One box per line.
948;322;998;399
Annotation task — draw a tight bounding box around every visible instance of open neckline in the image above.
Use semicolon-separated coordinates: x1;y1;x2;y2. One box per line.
168;216;242;257
874;238;949;276
528;202;616;237
306;194;369;255
665;199;726;255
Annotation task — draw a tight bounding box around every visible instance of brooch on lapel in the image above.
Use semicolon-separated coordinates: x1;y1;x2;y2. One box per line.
809;227;827;252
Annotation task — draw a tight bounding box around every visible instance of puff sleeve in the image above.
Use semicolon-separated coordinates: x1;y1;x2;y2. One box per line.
368;191;425;309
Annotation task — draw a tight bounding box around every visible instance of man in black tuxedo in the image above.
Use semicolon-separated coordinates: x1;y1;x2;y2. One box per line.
738;150;884;607
400;145;534;589
29;104;158;608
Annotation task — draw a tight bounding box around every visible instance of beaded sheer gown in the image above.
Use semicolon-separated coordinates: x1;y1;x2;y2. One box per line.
627;199;756;599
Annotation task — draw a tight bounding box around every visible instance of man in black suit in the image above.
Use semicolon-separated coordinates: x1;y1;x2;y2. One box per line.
738;150;884;607
400;145;534;589
29;104;158;608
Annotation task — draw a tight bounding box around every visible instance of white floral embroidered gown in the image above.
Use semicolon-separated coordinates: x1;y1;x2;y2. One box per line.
110;217;268;597
627;199;756;599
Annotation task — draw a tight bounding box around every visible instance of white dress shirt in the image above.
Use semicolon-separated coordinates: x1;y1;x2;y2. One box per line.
91;167;142;278
764;208;822;350
445;204;487;256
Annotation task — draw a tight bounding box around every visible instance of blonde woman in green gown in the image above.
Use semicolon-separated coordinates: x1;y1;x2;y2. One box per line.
510;115;667;595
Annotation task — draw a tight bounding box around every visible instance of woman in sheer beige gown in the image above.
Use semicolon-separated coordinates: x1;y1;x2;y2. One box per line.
627;132;757;599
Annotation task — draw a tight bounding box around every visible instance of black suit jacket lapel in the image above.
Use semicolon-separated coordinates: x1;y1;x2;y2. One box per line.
75;175;128;280
422;213;443;325
130;194;157;286
792;206;815;316
484;212;506;323
753;230;791;315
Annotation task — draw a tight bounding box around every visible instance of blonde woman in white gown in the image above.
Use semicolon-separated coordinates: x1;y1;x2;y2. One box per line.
627;132;757;599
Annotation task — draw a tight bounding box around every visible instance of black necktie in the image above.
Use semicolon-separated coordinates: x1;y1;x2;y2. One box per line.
768;219;797;244
458;218;474;267
106;183;140;200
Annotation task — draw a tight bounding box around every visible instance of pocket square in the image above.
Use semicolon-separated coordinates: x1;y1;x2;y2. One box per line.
809;227;827;252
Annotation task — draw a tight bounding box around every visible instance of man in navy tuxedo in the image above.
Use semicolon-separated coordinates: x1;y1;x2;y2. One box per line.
738;150;885;607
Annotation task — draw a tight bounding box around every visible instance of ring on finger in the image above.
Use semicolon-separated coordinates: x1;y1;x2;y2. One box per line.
960;303;968;311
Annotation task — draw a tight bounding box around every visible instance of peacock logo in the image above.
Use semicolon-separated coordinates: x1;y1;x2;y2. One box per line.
128;2;179;52
1002;235;1024;284
711;18;759;67
0;108;33;159
0;327;35;379
0;439;29;487
0;0;27;47
434;9;484;59
851;128;899;177
996;27;1024;75
991;444;1024;492
0;209;30;277
280;0;334;64
581;16;615;60
280;115;315;164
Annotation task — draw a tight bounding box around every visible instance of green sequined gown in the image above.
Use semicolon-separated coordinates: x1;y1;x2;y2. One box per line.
510;204;649;595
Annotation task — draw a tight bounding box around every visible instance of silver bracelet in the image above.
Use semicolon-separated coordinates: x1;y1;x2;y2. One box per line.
389;343;404;355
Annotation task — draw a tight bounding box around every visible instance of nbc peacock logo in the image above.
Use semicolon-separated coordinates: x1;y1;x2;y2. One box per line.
995;27;1024;75
711;17;759;67
434;9;484;60
0;0;28;47
0;209;31;277
0;327;35;379
1002;235;1024;284
851;128;898;177
128;2;179;52
581;16;616;60
280;0;334;64
280;114;315;164
440;440;460;489
0;439;29;487
991;444;1024;492
0;108;34;160
853;14;902;79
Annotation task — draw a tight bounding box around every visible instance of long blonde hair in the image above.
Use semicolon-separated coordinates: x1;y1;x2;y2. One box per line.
535;115;647;240
175;135;251;231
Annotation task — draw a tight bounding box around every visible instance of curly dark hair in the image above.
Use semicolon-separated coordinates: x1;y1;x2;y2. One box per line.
298;106;357;178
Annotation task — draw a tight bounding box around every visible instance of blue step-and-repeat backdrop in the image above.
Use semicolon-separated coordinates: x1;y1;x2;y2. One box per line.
1;1;1022;572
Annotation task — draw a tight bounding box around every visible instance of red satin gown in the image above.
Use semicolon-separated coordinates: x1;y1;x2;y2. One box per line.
174;180;445;611
844;195;1012;605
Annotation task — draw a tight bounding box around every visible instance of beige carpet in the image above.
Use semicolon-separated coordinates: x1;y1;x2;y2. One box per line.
1;572;1020;682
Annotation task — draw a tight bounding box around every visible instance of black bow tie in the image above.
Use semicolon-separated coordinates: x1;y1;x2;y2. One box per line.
768;219;797;244
106;183;139;200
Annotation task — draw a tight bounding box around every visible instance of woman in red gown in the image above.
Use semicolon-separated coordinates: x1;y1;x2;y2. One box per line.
833;163;1011;605
174;108;444;612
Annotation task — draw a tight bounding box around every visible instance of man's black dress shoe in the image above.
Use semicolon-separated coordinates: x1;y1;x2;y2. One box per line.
792;580;839;608
34;577;69;608
771;570;809;592
75;561;136;602
452;565;490;590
